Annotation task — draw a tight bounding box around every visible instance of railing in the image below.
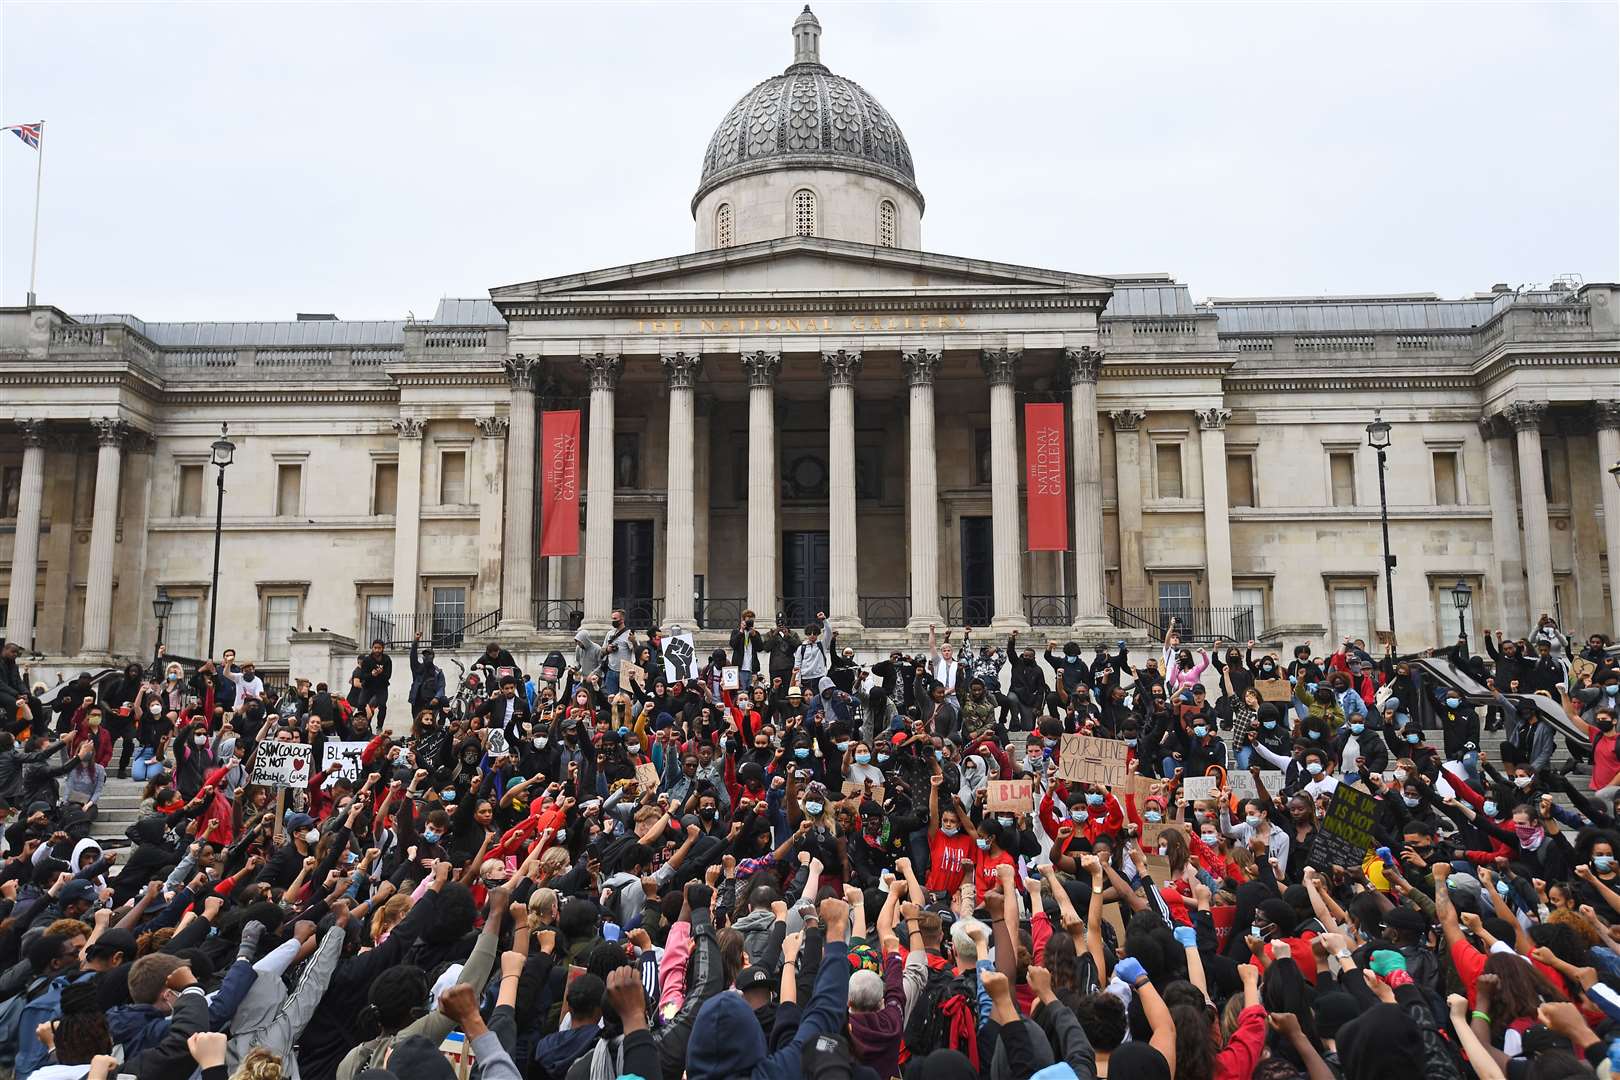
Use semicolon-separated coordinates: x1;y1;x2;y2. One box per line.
696;596;746;631
612;597;663;631
1024;595;1074;627
779;596;827;627
1106;604;1255;643
533;599;583;631
367;609;502;648
940;595;994;626
858;596;910;629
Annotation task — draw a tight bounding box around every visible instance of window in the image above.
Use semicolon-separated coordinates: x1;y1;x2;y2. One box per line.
1154;443;1184;499
878;199;896;247
1432;451;1459;504
1157;580;1194;634
177;464;204;517
263;594;300;662
1433;580;1477;644
373;462;398;516
164;596;200;656
1226;453;1255;508
792;189;816;237
431;586;466;645
1232;586;1266;638
0;466;19;517
1331;585;1370;645
439;451;467;504
275;463;302;516
1329;452;1356;506
716;203;734;248
363;592;393;643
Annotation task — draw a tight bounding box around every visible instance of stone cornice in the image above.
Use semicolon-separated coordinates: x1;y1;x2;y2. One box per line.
501;292;1105;320
1473;348;1620;381
1225;373;1478;392
161;388;398;405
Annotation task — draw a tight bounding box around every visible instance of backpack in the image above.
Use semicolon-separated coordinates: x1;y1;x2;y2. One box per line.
0;973;48;1069
901;964;979;1065
13;969;97;1076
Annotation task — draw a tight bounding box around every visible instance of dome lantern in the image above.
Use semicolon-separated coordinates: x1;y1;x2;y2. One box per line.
791;6;823;70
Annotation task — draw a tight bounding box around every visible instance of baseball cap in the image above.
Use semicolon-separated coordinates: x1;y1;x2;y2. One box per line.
735;965;772;992
86;928;137;959
284;812;316;832
60;879;97;905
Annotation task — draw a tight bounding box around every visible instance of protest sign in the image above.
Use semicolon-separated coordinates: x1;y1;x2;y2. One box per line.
1180;775;1219;804
1057;735;1127;787
1306;783;1379;871
486;729;510;757
1227;770;1286;801
663;630;698;682
635;761;661;792
1572;657;1597;685
253;741;313;788
722;666;741;690
621;660;646;690
842;780;884;804
987;778;1035;813
320;741;368;782
1256;679;1293;703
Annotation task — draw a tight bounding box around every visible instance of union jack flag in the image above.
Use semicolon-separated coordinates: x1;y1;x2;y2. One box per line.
3;124;41;149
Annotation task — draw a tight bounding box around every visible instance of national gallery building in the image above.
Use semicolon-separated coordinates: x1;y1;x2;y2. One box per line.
1;9;1617;699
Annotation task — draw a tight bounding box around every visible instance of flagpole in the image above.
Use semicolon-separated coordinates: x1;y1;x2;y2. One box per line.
26;121;43;306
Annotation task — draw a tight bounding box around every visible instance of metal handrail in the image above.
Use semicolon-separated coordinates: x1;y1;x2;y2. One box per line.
367;609;502;649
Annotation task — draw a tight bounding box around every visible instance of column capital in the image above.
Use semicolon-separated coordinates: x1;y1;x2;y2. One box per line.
1196;407;1232;431
15;419;45;447
822;349;862;388
391;417;425;440
901;348;942;386
474;415;509;440
979;347;1021;387
1503;401;1548;432
661;351;704;390
1110;409;1147;432
91;418;129;447
581;352;623;392
1593;401;1620;432
503;353;542;391
1063;346;1103;385
741;350;782;388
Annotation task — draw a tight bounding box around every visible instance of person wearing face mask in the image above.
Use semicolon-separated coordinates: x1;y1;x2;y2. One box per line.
1573;835;1620;920
1291;676;1345;737
171;719;217;801
1332;706;1388;783
1576;703;1620;804
1220;791;1292;874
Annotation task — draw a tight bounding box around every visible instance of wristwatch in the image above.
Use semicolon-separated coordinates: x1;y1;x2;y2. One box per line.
1335;949;1353;961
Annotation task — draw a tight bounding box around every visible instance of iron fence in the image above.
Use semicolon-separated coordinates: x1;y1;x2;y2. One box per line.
533;600;583;632
779;596;826;627
1024;595;1075;627
940;595;994;626
366;609;502;649
858;595;910;629
696;597;746;631
612;597;663;631
1106;605;1255;643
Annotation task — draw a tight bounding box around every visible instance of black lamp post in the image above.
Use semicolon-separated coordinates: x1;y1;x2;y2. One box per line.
1366;413;1397;650
205;423;235;659
1451;578;1473;645
1610;459;1620;491
152;586;173;664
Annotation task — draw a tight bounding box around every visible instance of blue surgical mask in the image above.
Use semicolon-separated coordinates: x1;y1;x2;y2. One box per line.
804;800;823;816
855;752;871;765
976;838;991;851
1306;683;1318;695
1445;697;1462;710
1144;810;1162;823
1193;725;1208;738
933;749;945;761
1262;720;1277;730
1307;730;1321;739
1086;792;1104;806
835;741;850;752
440;789;456;802
1483;800;1498;817
1596;855;1616;873
1246;814;1263;829
941;826;959;837
1350;723;1365;735
1251;924;1265;939
794;747;810;760
1407;733;1421;744
1495;880;1511;897
1605;686;1619;696
1402;795;1420;808
877;753;890;764
1305;762;1324;775
423;830;442;844
1124;738;1138;748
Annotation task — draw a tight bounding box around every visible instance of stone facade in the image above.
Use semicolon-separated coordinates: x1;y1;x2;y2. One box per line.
0;11;1615;722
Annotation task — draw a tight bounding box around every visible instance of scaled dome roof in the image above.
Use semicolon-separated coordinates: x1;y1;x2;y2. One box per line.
694;7;920;210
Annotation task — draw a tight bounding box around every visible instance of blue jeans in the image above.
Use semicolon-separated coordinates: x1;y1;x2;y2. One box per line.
1458;750;1480;787
605;669;620;695
1160;755;1181;779
133;753;165;781
739;669;754;691
1234;746;1254;771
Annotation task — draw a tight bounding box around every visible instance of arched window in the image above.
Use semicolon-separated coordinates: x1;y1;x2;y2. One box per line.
878;199;897;247
716;203;734;248
792;189;816;237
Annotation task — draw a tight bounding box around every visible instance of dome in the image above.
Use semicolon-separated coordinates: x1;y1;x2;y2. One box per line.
693;7;921;212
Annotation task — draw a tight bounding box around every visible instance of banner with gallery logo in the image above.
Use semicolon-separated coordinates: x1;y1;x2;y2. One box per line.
1024;402;1067;550
540;410;581;557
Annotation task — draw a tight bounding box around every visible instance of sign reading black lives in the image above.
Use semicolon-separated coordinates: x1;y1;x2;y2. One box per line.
1306;784;1378;871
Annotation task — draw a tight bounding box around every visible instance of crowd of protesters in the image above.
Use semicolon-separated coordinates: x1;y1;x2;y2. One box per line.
0;603;1613;1080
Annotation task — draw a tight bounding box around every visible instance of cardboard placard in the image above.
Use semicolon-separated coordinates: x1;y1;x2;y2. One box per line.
722;666;741;690
634;761;660;792
1306;783;1379;871
1256;679;1293;703
842;780;884;803
1145;852;1173;886
320;741;369;782
1226;770;1286;801
1180;775;1218;804
621;660;646;689
1572;657;1597;685
1057;734;1127;788
252;741;313;788
986;778;1035;813
1141;816;1178;851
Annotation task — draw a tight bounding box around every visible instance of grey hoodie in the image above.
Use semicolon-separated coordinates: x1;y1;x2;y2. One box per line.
732;908;778;967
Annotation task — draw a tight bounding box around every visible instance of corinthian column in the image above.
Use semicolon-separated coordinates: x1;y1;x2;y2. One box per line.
1064;349;1107;629
981;348;1026;631
1479;416;1528;632
497;356;539;635
742;352;781;619
903;349;942;631
581;352;622;629
391;417;426;629
1111;409;1149;609
5;420;45;650
823;350;862;626
1197;408;1235;614
662;352;702;626
81;418;128;655
474;416;509;614
1505;401;1556;621
1595;402;1620;635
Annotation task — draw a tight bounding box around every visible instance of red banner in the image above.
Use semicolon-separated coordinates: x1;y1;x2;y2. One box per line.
1024;402;1068;551
540;410;581;557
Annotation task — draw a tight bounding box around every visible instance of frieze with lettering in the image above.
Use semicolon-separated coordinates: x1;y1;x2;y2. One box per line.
633;315;970;334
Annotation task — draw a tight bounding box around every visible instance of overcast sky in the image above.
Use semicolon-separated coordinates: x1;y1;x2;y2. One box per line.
3;2;1616;321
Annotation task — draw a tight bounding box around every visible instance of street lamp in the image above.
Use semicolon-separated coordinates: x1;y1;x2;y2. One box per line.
205;423;235;658
1610;459;1620;491
1365;412;1397;650
1451;577;1473;644
152;586;173;664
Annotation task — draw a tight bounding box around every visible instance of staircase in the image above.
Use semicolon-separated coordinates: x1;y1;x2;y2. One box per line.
93;777;147;847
